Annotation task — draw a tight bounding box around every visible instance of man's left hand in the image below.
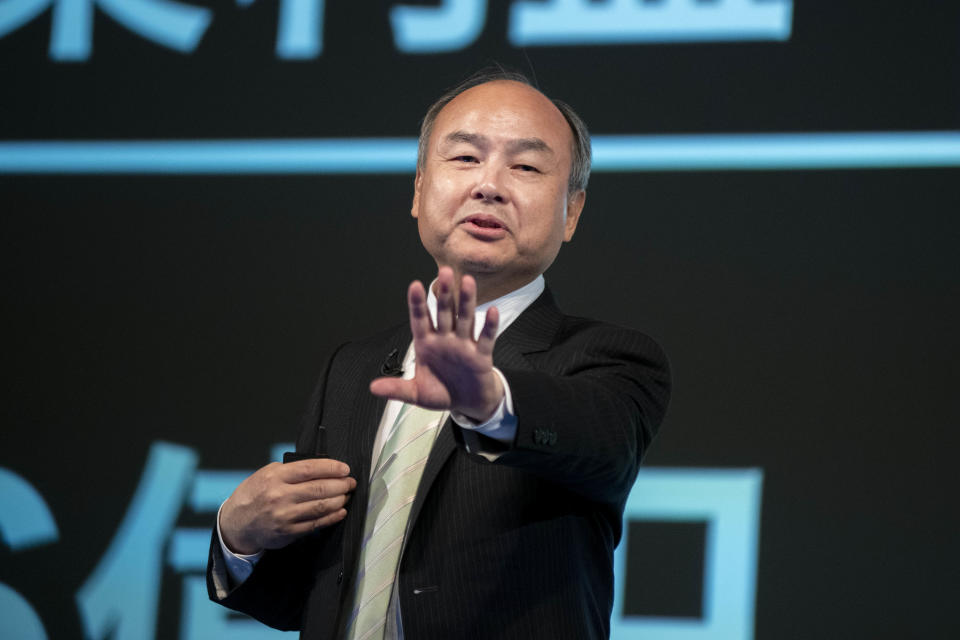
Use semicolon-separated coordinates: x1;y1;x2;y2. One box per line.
369;266;504;422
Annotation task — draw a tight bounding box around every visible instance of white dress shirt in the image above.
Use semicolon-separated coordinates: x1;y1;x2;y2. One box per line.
216;275;545;591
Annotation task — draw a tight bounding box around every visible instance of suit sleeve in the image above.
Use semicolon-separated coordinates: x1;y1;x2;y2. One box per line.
461;321;670;509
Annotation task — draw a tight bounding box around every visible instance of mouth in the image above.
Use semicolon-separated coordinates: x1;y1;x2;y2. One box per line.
462;214;508;232
460;214;509;240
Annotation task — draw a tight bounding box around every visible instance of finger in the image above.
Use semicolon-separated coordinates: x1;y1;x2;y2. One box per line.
288;492;351;522
280;458;351;483
312;508;348;530
282;508;348;538
477;306;499;356
456;275;477;340
290;476;357;503
408;281;431;340
370;377;418;404
435;267;454;333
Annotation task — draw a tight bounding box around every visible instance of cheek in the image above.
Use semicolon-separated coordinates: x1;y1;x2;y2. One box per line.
525;193;569;239
516;214;566;255
422;178;461;215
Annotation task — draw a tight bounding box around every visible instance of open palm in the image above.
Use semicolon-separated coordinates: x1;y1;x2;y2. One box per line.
369;267;504;422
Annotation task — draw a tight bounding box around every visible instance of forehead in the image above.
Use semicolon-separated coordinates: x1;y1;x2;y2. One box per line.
431;81;573;158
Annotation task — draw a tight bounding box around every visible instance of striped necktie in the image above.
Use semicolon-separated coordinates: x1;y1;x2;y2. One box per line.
347;403;445;640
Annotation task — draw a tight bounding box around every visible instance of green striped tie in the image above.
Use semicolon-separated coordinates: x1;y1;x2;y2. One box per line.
347;403;445;640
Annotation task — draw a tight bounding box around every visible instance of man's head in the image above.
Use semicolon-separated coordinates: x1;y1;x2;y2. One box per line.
417;70;592;196
411;70;591;303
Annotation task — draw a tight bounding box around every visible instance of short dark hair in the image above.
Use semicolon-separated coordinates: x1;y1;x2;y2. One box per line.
417;68;592;194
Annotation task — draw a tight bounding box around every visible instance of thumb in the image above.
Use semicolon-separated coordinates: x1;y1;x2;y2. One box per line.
370;377;417;404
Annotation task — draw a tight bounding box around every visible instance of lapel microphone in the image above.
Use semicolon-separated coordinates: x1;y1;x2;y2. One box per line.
380;348;404;377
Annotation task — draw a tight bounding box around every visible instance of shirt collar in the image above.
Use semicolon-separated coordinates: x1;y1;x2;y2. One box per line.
426;274;545;340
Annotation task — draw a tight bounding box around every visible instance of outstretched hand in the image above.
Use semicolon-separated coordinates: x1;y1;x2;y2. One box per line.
369;267;504;423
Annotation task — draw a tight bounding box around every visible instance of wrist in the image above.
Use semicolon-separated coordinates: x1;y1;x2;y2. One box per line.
219;504;261;556
461;372;505;423
224;532;261;556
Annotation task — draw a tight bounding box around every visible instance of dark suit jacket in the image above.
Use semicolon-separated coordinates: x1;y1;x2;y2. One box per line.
208;288;670;639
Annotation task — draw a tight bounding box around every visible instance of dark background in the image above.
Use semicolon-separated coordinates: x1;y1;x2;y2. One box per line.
2;1;959;638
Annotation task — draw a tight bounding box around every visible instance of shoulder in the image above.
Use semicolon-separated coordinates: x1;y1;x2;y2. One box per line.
310;322;411;395
542;314;671;427
330;321;409;360
554;315;668;365
508;287;669;374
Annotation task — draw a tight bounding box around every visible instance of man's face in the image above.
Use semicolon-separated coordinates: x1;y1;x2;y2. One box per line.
411;80;585;301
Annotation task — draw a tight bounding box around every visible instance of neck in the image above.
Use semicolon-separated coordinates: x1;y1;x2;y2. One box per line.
473;276;521;305
432;268;537;306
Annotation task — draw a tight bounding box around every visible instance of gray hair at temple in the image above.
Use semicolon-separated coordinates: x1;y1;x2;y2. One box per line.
417;68;592;195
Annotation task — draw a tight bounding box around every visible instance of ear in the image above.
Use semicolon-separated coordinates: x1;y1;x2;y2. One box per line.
563;190;586;242
411;170;423;219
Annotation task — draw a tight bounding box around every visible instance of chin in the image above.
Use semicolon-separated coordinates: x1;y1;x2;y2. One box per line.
458;256;504;274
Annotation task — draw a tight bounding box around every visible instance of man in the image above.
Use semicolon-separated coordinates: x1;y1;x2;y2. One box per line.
208;69;670;639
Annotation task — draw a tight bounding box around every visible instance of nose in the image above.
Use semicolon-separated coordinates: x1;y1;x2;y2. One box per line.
472;174;507;204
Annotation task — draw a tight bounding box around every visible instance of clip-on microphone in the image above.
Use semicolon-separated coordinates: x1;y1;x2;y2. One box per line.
380;348;404;377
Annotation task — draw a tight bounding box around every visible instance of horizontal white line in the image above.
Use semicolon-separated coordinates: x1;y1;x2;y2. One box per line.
0;132;958;173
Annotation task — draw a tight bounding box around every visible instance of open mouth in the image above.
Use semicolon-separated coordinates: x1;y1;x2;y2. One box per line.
464;215;506;231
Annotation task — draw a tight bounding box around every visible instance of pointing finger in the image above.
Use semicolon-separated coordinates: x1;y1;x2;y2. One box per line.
280;459;351;482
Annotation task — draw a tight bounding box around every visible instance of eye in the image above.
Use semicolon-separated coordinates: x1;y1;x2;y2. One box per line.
515;164;539;172
454;155;478;163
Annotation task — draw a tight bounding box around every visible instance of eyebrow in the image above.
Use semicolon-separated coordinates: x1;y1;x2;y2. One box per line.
442;131;555;156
